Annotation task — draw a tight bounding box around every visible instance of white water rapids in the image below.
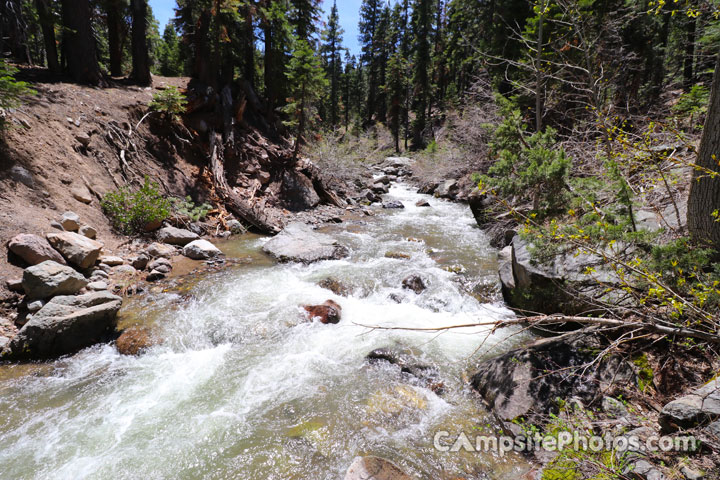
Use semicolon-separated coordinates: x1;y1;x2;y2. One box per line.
0;184;533;479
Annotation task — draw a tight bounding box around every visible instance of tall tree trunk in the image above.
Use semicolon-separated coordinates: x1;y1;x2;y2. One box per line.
60;0;104;85
35;0;60;73
688;53;720;249
1;0;31;63
107;0;124;77
535;0;544;132
243;4;255;88
263;20;275;109
683;15;696;91
194;9;213;87
130;0;151;85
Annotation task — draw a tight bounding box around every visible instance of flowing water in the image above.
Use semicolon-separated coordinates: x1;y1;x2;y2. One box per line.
0;184;534;479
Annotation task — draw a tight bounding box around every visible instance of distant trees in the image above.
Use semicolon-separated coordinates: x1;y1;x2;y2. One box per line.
60;0;104;85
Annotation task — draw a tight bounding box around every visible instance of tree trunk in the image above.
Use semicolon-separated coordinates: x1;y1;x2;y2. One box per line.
683;15;696;91
130;0;151;85
194;9;213;87
688;53;720;249
535;0;544;132
107;0;124;77
1;0;31;63
60;0;104;85
35;0;59;73
243;4;255;88
263;19;275;110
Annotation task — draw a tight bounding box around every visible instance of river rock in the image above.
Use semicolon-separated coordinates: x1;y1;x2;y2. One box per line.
468;190;490;226
148;257;172;273
3;291;122;359
146;270;167;282
87;281;108;291
263;222;349;264
282;170;320;211
383;201;405;209
6;278;23;292
183;239;222;260
435;179;459;199
659;377;720;433
78;224;97;239
385;156;412;168
371;183;390;194
47;232;103;269
116;326;157;355
360;189;381;203
415;199;430;207
471;334;636;430
59;211;80;232
417;181;439;195
374;175;392;185
227;219;246;234
128;253;150;270
8;233;66;266
343;456;412;480
402;274;426;294
157;226;199;246
113;265;137;276
146;242;176;258
318;277;351;297
22;260;88;299
303;300;342;324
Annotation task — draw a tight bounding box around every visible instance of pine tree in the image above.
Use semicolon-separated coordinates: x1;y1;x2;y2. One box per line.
411;0;432;149
261;0;293;110
320;0;344;128
359;0;381;125
386;3;407;152
284;38;328;159
157;22;182;76
290;0;321;42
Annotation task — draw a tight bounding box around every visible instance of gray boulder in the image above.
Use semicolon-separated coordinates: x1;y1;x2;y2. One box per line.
60;211;81;232
385;156;412;168
402;274;426;294
3;291;122;359
78;225;97;239
71;186;93;204
183;239;222;260
262;222;349;263
146;242;176;258
8;233;66;266
98;255;124;266
157;226;199;246
22;260;88;300
281;170;320;211
471;334;636;431
435;179;459;199
383;200;405;209
344;456;412;480
47;232;103;269
659;377;720;433
9;164;34;187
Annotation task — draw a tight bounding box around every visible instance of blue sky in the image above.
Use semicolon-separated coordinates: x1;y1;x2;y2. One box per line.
148;0;363;55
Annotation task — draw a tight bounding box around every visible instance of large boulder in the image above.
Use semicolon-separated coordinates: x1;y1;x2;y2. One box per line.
183;239;222;260
3;291;122;359
500;235;621;316
303;300;342;324
46;232;103;269
8;233;66;266
282;170;320;211
22;260;88;300
471;334;636;430
146;242;176;258
59;211;80;232
468;190;491;227
157;226;199;246
659;377;720;433
435;179;459;199
344;456;413;480
262;222;349;263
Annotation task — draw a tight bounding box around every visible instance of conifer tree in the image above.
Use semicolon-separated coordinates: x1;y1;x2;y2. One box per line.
320;1;344;127
411;0;432;149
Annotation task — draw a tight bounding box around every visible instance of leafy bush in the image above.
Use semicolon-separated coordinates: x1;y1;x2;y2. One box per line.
0;61;36;130
149;86;187;118
481;99;571;215
101;177;171;235
672;84;709;117
172;196;212;222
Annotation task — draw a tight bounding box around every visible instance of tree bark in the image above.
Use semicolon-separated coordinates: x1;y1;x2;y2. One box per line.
107;0;124;77
35;0;60;73
683;15;696;91
130;0;151;85
688;53;720;250
60;0;104;85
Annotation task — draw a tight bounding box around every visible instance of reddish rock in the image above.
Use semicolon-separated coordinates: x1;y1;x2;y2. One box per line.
303;300;342;324
8;234;66;266
116;326;158;355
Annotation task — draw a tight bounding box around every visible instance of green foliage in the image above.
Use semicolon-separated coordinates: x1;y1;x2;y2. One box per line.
149;86;187;118
632;353;654;393
155;23;183;76
101;177;171;235
673;85;710;117
481;99;571;215
425;139;438;153
0;61;36;130
172;196;212;222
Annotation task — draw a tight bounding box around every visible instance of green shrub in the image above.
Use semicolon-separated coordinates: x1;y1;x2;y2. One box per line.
0;61;36;130
101;177;171;235
149;86;187;118
672;85;709;117
171;196;212;222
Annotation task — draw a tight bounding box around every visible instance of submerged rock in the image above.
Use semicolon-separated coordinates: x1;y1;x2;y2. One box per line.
366;347;444;394
343;456;413;480
8;233;66;266
3;291;122;359
116;326;158;355
317;277;351;297
382;200;405;209
401;274;426;294
303;300;342;324
22;260;88;300
262;222;349;264
46;232;103;269
415;199;430;207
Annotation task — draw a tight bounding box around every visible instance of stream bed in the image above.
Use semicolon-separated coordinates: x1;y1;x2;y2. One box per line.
0;184;534;479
